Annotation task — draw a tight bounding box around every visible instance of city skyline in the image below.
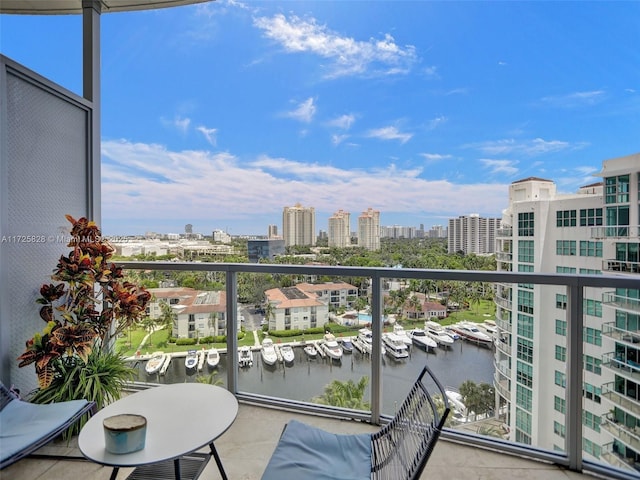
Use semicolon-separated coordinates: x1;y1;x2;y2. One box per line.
1;1;638;235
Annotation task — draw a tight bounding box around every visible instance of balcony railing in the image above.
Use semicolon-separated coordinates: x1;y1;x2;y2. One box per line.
603;259;640;274
602;441;640;472
495;252;513;262
591;225;640;239
601;414;640;452
602;291;640;314
119;261;640;480
602;382;640;417
496;228;512;237
602;322;640;344
602;352;640;382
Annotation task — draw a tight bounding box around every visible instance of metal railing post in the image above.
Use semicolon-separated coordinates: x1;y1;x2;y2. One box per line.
370;273;383;425
226;269;238;394
566;281;584;472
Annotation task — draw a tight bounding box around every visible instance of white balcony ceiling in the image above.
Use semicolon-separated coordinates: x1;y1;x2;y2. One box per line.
0;0;211;15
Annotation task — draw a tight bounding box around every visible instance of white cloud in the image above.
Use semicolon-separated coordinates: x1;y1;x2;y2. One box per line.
539;90;606;108
331;134;350;146
197;126;218;146
420;153;452;162
162;115;191;133
467;138;584;156
428;116;447;130
366;126;413;144
101;139;508;227
253;14;418;78
480;159;519;176
284;97;317;123
327;114;355;130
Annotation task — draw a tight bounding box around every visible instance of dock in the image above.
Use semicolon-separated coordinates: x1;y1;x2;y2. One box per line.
197;348;206;371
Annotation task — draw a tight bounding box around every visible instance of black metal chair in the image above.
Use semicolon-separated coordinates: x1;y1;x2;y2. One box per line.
0;381;96;469
261;365;450;480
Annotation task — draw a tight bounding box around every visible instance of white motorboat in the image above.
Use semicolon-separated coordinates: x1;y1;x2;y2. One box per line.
357;328;386;355
280;344;295;364
261;337;278;366
445;387;469;422
408;328;437;351
145;351;166;375
321;333;343;361
340;337;354;354
392;323;414;347
185;350;198;372
424;321;455;348
382;333;410;360
304;344;318;359
238;346;253;367
206;347;220;369
449;322;493;348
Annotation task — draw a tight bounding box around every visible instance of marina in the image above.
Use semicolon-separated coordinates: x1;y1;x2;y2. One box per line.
131;334;495;416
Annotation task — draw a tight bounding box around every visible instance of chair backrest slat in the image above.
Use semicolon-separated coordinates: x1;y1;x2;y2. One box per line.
370;365;450;480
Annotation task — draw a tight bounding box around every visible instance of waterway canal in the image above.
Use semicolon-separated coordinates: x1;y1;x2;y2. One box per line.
131;340;494;415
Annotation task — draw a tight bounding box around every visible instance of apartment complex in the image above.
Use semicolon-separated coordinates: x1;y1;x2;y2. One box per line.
148;287;229;340
264;286;329;331
448;214;501;254
297;282;359;310
358;207;381;251
494;153;640;473
282;203;316;247
328;210;351;248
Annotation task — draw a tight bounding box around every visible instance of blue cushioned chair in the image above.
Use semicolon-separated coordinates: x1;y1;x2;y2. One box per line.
0;381;96;469
261;365;450;480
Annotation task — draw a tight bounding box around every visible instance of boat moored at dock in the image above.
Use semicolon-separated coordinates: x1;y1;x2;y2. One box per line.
424;321;455;348
448;322;493;348
145;352;166;375
382;333;410;361
238;346;254;367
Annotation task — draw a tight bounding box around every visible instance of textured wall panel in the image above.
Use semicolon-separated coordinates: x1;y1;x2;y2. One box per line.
1;59;92;392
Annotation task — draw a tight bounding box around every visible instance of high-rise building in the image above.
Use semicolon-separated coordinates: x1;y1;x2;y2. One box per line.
268;224;279;239
494;153;639;472
328;210;351;247
185;224;193;234
282;203;316;247
448;214;501;254
358;207;380;251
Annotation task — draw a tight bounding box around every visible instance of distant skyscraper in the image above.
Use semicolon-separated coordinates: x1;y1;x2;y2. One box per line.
328;210;351;247
358;207;380;250
185;224;193;234
447;214;500;254
268;224;279;239
282;203;316;247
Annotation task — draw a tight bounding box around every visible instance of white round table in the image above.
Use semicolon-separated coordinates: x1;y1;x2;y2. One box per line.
79;383;238;480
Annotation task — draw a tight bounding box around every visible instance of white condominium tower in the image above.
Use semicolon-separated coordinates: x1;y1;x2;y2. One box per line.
328;210;351;248
448;213;501;254
282;203;316;247
358;207;380;251
494;153;639;473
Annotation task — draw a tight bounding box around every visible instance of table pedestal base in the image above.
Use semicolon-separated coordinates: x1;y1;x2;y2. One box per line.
123;452;210;480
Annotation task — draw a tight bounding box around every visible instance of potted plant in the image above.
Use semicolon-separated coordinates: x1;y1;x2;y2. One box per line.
17;215;151;415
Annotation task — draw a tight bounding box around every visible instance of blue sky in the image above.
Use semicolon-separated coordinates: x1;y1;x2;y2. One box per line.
1;1;639;236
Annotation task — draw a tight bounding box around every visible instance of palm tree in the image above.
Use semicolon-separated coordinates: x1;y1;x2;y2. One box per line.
264;301;275;327
313;376;370;410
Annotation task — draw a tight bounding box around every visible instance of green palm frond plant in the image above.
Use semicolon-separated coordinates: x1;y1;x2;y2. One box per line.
17;215;151;421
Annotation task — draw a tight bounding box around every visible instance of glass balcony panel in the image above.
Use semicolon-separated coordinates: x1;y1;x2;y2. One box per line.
111;262;640;480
